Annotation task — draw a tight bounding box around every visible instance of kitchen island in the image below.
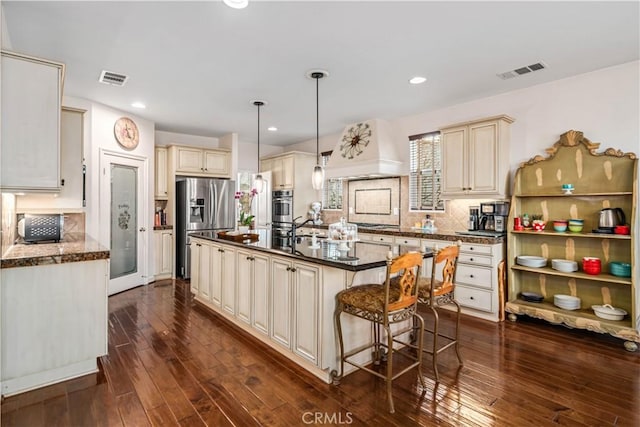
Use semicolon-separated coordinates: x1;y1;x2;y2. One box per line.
188;230;431;383
1;233;109;396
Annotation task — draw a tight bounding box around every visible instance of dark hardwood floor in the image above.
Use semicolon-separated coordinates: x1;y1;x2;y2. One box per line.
2;278;638;426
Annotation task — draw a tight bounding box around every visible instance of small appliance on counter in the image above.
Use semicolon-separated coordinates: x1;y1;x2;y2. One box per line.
468;206;480;231
17;213;64;243
478;201;509;233
593;207;626;234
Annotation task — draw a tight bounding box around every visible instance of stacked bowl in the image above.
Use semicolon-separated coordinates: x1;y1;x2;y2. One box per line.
553;220;568;232
582;257;601;275
554;294;581;310
568;219;584;232
551;259;578;272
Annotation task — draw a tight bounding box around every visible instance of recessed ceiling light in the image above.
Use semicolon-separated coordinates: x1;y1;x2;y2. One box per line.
131;102;146;109
267;126;278;132
409;76;427;85
223;0;248;9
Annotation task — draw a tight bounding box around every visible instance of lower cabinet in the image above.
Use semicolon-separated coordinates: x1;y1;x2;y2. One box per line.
236;249;270;331
270;256;319;364
422;239;504;322
190;238;235;310
153;229;173;280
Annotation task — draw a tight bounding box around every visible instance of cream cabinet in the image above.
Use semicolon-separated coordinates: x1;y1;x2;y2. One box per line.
170;145;231;178
440;115;513;199
154;147;168;199
1;51;65;192
236;249;270;330
269;256;319;364
190;238;235;310
260;151;316;190
153;229;173;280
422;238;504;322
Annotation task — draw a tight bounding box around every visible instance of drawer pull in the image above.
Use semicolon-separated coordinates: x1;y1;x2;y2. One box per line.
470;296;475;300
470;274;474;278
470;258;474;261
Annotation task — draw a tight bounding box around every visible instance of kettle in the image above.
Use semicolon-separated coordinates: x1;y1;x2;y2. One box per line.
599;208;625;229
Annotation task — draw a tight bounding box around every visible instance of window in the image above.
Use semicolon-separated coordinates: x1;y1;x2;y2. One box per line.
409;131;444;211
321;151;343;209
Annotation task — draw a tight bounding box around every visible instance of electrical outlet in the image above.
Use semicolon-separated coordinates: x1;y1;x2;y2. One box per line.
349;207;354;214
393;207;399;215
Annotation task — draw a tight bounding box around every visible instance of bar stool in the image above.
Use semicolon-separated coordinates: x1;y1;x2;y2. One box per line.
330;251;426;414
395;242;463;382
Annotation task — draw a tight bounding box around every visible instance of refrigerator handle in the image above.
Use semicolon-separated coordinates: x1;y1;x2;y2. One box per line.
210;182;217;226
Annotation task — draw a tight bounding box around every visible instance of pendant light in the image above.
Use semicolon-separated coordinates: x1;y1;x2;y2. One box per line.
309;70;328;190
252;100;265;193
223;0;248;9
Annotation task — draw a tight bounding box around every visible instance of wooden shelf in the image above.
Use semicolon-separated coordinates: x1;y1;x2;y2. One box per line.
510;230;632;240
514;192;633;197
506;299;635;330
511;264;632;285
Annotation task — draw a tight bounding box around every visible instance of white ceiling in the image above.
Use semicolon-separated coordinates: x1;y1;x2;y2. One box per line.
2;1;638;147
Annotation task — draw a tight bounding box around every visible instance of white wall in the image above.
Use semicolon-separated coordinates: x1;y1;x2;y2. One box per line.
76;98;156;284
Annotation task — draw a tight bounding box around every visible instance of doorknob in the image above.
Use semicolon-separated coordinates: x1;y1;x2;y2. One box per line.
139;227;146;232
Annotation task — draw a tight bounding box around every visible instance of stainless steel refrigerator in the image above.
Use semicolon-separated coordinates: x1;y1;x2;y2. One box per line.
176;177;235;278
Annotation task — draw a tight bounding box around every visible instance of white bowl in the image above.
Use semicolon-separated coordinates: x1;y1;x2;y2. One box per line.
554;294;581;310
516;256;547;268
551;259;578;272
592;304;627;321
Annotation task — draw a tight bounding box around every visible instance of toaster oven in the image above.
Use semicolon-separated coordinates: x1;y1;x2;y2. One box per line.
18;214;64;243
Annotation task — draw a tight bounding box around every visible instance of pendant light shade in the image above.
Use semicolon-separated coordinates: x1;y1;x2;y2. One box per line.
223;0;248;9
309;70;328;190
253;100;265;193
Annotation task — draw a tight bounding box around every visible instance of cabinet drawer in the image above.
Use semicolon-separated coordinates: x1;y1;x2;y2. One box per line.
460;244;492;255
456;264;492;289
458;254;493;267
455;285;493;312
359;233;373;241
394;236;420;247
370;235;393;244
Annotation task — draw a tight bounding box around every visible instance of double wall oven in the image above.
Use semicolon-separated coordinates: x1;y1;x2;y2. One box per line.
272;189;294;250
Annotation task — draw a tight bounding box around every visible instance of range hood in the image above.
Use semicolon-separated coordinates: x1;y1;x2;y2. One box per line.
324;119;405;179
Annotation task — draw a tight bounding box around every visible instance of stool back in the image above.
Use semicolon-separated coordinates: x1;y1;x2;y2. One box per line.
384;251;423;313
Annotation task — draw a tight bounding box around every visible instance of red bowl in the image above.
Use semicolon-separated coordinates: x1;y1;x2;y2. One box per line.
614;225;630;235
582;257;601;275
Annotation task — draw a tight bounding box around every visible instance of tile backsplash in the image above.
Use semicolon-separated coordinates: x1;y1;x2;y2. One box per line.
322;176;503;232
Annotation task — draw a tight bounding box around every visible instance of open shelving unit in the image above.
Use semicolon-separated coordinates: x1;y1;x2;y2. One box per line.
505;130;638;349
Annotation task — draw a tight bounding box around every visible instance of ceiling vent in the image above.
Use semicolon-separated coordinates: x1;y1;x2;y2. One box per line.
497;62;547;80
99;70;129;86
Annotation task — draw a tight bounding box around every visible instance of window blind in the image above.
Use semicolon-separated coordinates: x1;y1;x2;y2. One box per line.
409;131;444;211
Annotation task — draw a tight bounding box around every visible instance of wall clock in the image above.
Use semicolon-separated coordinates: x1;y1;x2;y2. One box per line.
114;117;140;149
340;122;372;159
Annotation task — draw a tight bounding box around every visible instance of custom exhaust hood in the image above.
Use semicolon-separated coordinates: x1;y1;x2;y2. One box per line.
324;119;406;179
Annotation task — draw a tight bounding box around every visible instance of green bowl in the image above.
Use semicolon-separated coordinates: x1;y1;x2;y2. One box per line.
568;224;583;232
610;262;631;277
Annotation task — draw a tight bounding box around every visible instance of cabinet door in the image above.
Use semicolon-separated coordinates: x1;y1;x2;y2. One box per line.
1;53;63;191
190;240;201;294
293;262;319;365
236;250;252;325
280;155;295;188
59;108;84;206
221;246;236;315
203;150;230;177
271;158;284;189
441;126;468;196
155;147;168;199
160;231;173;275
252;253;270;336
198;242;212;302
176;147;204;174
468;121;499;194
209;243;222;307
271;258;292;349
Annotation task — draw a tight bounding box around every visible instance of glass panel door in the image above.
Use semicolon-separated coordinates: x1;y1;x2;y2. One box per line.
110;164;137;279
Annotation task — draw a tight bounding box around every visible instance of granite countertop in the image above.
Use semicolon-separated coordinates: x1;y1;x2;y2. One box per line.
1;232;110;269
298;224;506;244
153;225;173;230
190;230;432;272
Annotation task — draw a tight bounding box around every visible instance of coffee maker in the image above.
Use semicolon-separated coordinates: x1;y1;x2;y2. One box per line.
479;201;510;233
468;206;480;231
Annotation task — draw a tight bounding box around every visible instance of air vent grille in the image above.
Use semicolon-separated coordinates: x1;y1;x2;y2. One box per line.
99;70;129;86
497;62;547;80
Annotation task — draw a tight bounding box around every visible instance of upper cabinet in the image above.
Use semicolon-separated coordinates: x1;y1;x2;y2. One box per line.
1;51;65;192
169;145;231;178
155;147;168;199
260;151;315;190
440;115;514;199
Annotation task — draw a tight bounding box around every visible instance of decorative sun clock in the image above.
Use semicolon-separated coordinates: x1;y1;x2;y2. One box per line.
114;117;140;149
340;122;372;159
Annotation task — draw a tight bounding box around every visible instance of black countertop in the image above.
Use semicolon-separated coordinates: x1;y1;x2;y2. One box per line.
189;230;432;272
